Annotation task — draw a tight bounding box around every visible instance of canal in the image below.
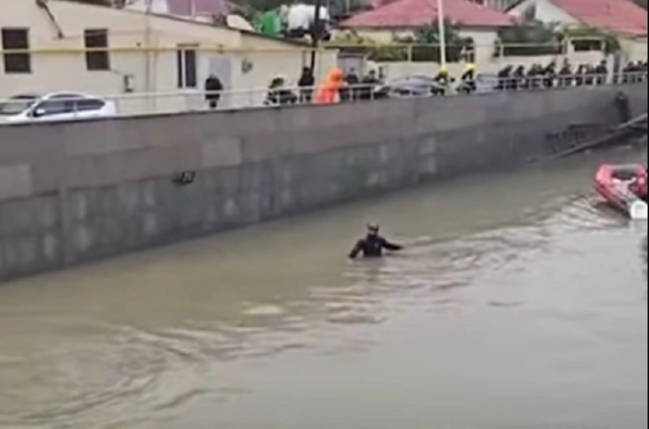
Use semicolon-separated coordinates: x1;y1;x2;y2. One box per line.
0;148;646;429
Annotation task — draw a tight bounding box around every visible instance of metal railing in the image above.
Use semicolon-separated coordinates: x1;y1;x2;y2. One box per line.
0;71;646;123
328;38;612;61
0;39;612;55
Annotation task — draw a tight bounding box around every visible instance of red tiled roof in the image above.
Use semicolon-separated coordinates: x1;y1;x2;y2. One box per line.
340;0;514;28
551;0;648;36
166;0;238;17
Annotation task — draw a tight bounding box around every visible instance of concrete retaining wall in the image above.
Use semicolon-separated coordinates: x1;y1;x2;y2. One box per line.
0;84;646;282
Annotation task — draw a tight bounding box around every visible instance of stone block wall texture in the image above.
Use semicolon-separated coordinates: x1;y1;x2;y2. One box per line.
0;84;646;282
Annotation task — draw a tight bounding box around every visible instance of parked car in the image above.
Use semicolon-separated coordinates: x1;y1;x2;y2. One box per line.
474;73;500;94
0;92;117;124
374;75;445;98
374;73;500;98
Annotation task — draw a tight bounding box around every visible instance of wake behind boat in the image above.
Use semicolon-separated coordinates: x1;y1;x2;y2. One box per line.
594;163;648;220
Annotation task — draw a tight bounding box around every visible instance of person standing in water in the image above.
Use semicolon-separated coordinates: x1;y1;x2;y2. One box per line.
349;225;403;259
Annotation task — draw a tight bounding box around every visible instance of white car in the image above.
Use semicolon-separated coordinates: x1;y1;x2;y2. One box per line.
0;92;117;124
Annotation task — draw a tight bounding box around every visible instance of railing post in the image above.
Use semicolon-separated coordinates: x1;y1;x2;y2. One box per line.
407;44;413;75
248;88;254;109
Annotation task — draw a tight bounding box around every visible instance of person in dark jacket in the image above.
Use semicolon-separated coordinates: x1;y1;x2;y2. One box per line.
345;68;360;101
527;64;543;89
541;61;556;88
458;63;477;94
204;74;223;109
575;64;586;86
433;65;453;95
595;60;608;85
558;59;572;87
359;70;380;100
584;64;596;86
265;76;297;106
513;65;526;90
496;65;511;90
298;67;315;104
349;224;403;259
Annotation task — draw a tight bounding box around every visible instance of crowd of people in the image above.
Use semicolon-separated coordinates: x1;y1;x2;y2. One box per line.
203;58;648;109
446;59;648;94
488;59;648;91
264;67;382;106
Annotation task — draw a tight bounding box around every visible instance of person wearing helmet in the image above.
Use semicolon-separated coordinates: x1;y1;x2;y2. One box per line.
462;63;476;80
459;63;477;94
433;64;452;95
349;224;403;259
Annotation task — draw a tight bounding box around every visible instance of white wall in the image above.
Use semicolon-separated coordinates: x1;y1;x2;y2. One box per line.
127;0;170;14
458;29;499;64
620;37;649;62
0;0;240;95
508;0;578;24
0;0;336;113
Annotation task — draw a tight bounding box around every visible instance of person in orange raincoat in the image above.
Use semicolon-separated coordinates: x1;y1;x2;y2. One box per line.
314;68;344;104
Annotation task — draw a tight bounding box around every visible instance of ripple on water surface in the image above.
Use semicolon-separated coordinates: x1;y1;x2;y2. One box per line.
0;191;646;429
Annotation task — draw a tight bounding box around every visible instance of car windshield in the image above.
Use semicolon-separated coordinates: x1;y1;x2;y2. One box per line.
0;95;38;116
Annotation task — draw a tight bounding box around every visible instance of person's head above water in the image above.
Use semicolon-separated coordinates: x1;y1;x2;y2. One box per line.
367;224;380;237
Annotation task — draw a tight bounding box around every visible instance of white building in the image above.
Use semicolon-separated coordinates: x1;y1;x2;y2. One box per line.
338;0;515;66
0;0;337;113
507;0;648;61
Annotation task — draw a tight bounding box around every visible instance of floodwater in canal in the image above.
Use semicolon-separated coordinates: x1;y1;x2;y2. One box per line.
0;149;647;429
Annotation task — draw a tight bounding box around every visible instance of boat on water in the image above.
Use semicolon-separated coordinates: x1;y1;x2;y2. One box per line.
595;163;648;220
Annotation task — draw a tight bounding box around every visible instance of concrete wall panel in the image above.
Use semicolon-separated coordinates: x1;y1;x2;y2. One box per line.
0;83;646;282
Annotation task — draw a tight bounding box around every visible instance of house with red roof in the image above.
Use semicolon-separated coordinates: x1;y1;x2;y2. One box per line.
507;0;648;59
338;0;514;63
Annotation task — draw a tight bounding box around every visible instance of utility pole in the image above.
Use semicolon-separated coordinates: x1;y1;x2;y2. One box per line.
310;0;323;73
144;0;153;105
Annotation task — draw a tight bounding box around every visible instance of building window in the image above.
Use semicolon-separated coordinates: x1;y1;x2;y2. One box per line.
176;45;198;88
1;28;31;74
84;29;110;71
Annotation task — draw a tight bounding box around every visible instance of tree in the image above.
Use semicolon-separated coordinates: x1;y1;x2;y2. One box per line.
496;21;563;56
333;31;407;62
334;22;474;63
404;21;474;62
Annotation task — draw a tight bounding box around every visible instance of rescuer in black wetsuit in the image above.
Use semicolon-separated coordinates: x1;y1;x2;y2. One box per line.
349;225;403;259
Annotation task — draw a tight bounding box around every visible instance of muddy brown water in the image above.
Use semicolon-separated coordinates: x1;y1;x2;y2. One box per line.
0;148;646;429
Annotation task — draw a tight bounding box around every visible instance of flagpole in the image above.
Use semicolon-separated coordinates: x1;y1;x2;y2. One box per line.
436;0;447;66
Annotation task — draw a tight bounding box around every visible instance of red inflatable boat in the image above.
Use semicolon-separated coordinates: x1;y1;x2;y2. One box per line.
595;163;648;219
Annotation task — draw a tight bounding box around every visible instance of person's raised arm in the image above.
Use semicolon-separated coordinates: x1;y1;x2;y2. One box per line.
349;241;363;259
381;238;403;252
